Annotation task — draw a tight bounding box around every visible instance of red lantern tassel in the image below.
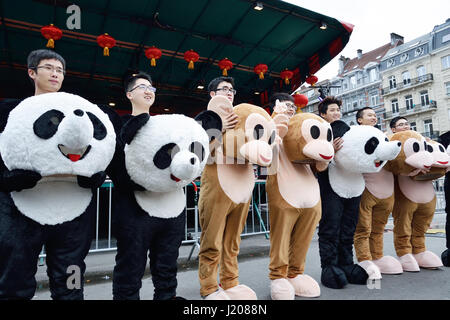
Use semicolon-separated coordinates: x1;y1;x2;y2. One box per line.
151;58;156;67
222;69;228;76
259;72;264;80
284;78;290;85
46;38;54;49
103;47;109;56
188;60;194;70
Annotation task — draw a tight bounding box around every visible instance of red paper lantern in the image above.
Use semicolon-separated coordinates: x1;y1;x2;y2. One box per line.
280;69;294;85
145;46;162;67
254;63;268;80
306;75;318;86
184;50;199;70
96;33;116;56
40;24;62;49
218;58;233;76
293;93;309;109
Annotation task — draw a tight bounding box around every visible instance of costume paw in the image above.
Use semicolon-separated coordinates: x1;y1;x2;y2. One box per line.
288;274;320;298
413;251;443;269
270;279;295;300
321;266;348;289
340;264;369;285
203;288;230;300
358;260;382;280
398;253;420;272
224;284;257;300
372;256;403;274
442;249;449;267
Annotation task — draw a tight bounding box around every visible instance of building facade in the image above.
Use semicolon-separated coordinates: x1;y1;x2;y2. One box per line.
380;19;450;138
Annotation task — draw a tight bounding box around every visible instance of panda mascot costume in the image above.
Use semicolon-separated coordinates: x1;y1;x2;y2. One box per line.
111;110;221;300
317;120;401;289
438;131;450;267
0;92;116;299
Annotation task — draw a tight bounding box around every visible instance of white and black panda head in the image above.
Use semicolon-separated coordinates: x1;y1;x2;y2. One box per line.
122;111;221;193
0;92;116;177
331;120;401;173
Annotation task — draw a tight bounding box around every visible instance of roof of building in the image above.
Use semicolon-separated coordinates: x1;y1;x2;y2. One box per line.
339;42;399;76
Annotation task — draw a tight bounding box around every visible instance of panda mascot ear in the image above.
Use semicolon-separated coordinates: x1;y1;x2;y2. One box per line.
330;120;350;139
120;113;150;145
194;110;223;142
438;131;450;149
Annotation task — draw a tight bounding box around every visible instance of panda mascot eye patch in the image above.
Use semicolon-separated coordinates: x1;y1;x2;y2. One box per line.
364;137;380;155
154;143;180;169
0;92;116;178
33;109;65;139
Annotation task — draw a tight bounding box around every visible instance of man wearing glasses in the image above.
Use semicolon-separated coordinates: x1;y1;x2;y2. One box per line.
0;49;105;300
207;76;238;130
390;116;410;133
27;49;65;96
111;72;187;300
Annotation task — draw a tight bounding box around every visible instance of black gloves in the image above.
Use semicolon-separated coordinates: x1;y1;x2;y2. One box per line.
77;171;107;189
0;169;42;192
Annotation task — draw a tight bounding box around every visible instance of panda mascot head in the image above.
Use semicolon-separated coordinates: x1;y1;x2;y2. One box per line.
328;121;402;198
120;111;221;219
0;92;116;225
122;113;217;193
0;92;116;178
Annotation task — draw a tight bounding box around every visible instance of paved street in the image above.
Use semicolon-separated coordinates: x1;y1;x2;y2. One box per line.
33;217;449;300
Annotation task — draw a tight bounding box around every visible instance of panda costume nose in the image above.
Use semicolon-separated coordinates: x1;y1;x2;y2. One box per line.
73;109;84;117
190;157;196;165
397;142;401;147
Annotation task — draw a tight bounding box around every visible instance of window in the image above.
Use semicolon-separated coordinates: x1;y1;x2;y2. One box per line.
353;101;358;110
420;90;430;106
446;82;450;96
343;80;348;91
443;34;450;43
306;90;314;98
417;65;426;81
346;102;351;113
442;55;450;69
357;72;363;85
370;93;379;106
350;75;356;89
389;76;397;89
402;71;411;85
405;95;414;110
424;119;433;135
410;121;417;131
391;99;399;114
369;68;377;82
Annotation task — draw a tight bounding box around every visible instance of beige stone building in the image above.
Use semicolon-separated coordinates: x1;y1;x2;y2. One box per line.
380;19;450;138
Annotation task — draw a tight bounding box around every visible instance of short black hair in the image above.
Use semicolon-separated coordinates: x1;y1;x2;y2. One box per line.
207;76;235;93
124;72;152;93
318;96;342;116
390;116;408;129
268;92;294;113
27;49;66;70
356;106;374;124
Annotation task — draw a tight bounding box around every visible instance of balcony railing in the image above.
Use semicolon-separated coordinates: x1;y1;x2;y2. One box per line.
381;73;433;96
383;100;437;120
422;131;440;140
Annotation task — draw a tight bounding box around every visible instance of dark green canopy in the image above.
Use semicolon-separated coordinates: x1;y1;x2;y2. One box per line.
0;0;353;116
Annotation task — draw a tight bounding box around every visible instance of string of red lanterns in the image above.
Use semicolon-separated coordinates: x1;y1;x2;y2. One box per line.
184;49;199;70
218;58;233;76
254;63;268;79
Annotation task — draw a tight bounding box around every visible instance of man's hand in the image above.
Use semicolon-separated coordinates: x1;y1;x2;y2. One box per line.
333;137;344;152
222;112;238;131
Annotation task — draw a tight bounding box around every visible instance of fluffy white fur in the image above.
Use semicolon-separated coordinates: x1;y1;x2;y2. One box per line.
329;125;401;198
124;114;209;218
125;114;209;192
0;92;116;177
10;177;92;225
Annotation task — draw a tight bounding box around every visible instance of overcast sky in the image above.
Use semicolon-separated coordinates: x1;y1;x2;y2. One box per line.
284;0;450;81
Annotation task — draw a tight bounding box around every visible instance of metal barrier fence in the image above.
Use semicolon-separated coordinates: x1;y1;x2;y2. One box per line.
38;177;446;259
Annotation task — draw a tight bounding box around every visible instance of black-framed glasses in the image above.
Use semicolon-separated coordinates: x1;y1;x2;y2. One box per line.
216;87;236;95
129;84;157;93
284;102;298;111
396;122;410;128
34;64;65;75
